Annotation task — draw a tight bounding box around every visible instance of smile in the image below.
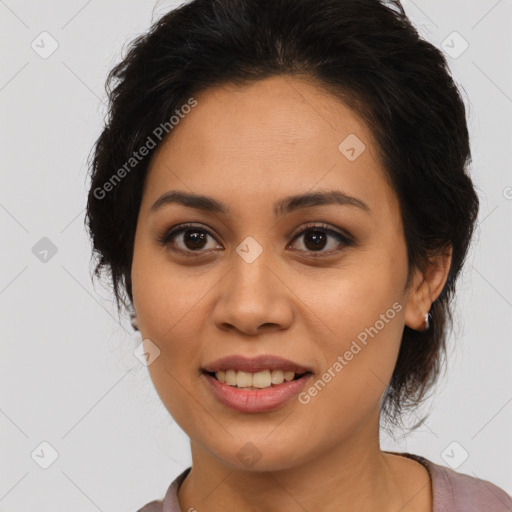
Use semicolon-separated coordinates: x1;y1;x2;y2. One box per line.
201;354;314;412
211;369;306;389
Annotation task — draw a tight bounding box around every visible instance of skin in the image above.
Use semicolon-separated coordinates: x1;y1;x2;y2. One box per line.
131;75;452;512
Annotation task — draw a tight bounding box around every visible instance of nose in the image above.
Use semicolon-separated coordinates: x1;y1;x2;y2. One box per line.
211;254;294;337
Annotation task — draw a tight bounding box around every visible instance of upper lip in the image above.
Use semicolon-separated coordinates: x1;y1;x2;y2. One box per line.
202;355;312;374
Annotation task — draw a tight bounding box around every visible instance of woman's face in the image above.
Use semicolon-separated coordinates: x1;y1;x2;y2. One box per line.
131;75;424;470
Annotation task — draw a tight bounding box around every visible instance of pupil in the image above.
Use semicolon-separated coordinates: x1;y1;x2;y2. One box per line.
185;230;206;249
305;230;326;251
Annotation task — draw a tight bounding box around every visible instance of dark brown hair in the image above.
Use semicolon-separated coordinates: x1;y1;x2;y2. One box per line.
85;0;480;431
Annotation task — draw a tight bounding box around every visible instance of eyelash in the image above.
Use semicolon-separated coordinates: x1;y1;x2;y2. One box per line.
157;222;354;259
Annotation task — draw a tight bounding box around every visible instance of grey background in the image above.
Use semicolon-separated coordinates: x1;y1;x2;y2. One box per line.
1;0;511;510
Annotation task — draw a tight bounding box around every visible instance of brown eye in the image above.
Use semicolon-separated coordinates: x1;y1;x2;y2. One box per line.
289;223;353;256
158;222;353;258
158;223;221;256
180;228;208;250
302;229;328;251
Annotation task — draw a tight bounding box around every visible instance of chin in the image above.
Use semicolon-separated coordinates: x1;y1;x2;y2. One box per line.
222;449;304;473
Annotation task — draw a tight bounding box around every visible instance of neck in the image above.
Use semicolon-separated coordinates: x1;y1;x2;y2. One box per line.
177;410;428;512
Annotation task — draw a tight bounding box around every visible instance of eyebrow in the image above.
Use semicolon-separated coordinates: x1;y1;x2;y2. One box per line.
150;189;371;216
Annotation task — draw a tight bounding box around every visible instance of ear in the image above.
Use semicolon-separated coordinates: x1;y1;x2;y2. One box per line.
403;245;452;331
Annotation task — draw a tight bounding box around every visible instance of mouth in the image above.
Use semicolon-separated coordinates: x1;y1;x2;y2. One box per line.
203;369;311;390
200;355;314;413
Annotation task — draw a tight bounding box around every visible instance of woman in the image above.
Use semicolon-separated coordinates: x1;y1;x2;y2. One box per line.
85;0;511;510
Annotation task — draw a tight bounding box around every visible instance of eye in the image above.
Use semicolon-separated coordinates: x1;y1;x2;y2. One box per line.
157;222;353;258
288;222;353;257
157;223;221;257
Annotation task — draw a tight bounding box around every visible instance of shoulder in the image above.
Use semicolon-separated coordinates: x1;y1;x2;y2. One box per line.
135;499;164;512
134;467;192;512
417;455;512;511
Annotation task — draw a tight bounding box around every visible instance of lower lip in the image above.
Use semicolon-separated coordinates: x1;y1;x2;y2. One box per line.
202;372;313;413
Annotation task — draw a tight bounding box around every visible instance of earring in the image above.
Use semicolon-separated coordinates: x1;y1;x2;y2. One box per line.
424;312;431;330
130;308;139;331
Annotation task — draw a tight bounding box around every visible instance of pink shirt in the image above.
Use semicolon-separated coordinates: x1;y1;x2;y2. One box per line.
136;452;512;511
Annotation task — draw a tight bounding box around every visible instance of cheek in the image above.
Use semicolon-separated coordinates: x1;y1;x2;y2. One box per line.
132;263;208;430
310;255;405;349
131;247;208;412
134;273;204;363
132;241;197;341
301;250;406;407
295;296;404;443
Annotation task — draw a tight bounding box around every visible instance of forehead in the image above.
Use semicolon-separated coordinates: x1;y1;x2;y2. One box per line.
142;75;396;217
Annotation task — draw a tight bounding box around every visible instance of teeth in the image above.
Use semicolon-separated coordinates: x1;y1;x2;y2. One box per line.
271;369;284;384
225;369;237;386
252;370;271;388
283;371;295;382
214;369;302;388
236;371;253;388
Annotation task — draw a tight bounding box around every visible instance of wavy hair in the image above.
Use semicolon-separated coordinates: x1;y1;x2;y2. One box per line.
85;0;480;432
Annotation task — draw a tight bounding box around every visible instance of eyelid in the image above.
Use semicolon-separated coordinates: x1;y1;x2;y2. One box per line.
288;222;353;244
158;221;354;256
156;222;221;254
